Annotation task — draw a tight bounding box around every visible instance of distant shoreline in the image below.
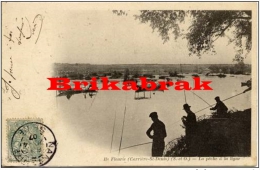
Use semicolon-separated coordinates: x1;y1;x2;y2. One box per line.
52;63;251;78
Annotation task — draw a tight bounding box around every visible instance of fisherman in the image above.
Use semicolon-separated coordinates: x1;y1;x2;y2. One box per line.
146;112;167;157
243;79;251;93
182;104;197;149
210;96;228;116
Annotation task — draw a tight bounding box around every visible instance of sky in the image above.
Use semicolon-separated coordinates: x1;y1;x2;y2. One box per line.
51;10;251;65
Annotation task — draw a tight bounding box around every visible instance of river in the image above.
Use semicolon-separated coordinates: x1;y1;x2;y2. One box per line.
56;74;251;156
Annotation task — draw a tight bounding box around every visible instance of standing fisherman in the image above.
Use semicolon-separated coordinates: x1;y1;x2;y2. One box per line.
146;112;167;157
182;104;197;149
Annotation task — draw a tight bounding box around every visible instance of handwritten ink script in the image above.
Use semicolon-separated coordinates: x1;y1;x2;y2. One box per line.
2;14;44;100
2;56;20;99
4;14;44;45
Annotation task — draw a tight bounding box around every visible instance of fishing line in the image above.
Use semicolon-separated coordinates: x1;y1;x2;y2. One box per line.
184;90;187;103
56;90;58;107
118;92;128;155
194;92;244;114
118;105;127;155
179;62;187;104
167;91;246;127
113;142;152;152
110;111;117;153
189;91;211;106
88;92;97;111
111;92;246;154
222;92;245;102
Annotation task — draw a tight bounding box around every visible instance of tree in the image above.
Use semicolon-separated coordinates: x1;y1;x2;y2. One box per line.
169;70;179;77
234;61;246;74
111;71;123;79
90;72;98;76
209;65;219;73
132;69;141;78
134;10;251;59
221;66;229;74
124;68;130;81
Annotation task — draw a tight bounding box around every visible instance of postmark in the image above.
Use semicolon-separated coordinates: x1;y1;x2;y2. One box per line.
11;122;57;166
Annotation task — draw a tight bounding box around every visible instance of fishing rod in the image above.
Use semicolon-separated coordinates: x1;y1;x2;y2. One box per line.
194;91;245;114
56;90;58;107
222;92;245;102
112;92;246;154
113;142;152;152
118;92;128;155
184;90;187;104
110;111;117;153
118;105;127;155
167;91;246;127
179;63;187;104
190;91;211;106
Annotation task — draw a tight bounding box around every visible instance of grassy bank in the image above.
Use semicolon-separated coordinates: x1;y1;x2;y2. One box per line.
165;109;251;157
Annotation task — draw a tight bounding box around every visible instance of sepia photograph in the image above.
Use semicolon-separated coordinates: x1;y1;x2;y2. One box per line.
1;2;258;167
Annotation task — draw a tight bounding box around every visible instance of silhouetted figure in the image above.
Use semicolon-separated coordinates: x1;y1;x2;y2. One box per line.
210;96;228;116
146;112;167;157
243;79;251;93
182;104;197;149
66;93;72;100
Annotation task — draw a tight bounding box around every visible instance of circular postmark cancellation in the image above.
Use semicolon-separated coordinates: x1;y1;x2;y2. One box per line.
11;122;57;166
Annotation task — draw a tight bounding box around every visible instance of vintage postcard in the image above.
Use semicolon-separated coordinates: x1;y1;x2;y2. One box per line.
1;2;258;167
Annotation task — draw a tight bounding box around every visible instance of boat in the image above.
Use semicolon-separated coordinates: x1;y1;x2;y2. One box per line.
192;74;199;77
241;79;251;87
217;74;226;78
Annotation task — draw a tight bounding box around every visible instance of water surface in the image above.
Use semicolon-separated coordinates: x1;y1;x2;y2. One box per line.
57;75;251;156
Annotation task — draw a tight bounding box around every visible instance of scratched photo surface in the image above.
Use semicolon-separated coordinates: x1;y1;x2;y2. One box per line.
2;2;258;167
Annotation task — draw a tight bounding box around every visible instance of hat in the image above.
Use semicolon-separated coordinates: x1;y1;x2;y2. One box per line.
149;112;158;118
183;104;191;110
215;96;220;100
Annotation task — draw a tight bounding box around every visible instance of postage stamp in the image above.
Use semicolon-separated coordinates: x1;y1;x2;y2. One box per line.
7;119;57;166
7;118;43;162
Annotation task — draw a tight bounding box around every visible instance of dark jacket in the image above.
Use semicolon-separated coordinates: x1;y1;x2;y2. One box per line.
146;120;167;140
182;110;197;130
211;101;228;114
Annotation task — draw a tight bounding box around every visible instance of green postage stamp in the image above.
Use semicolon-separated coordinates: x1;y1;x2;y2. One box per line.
7;119;43;162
